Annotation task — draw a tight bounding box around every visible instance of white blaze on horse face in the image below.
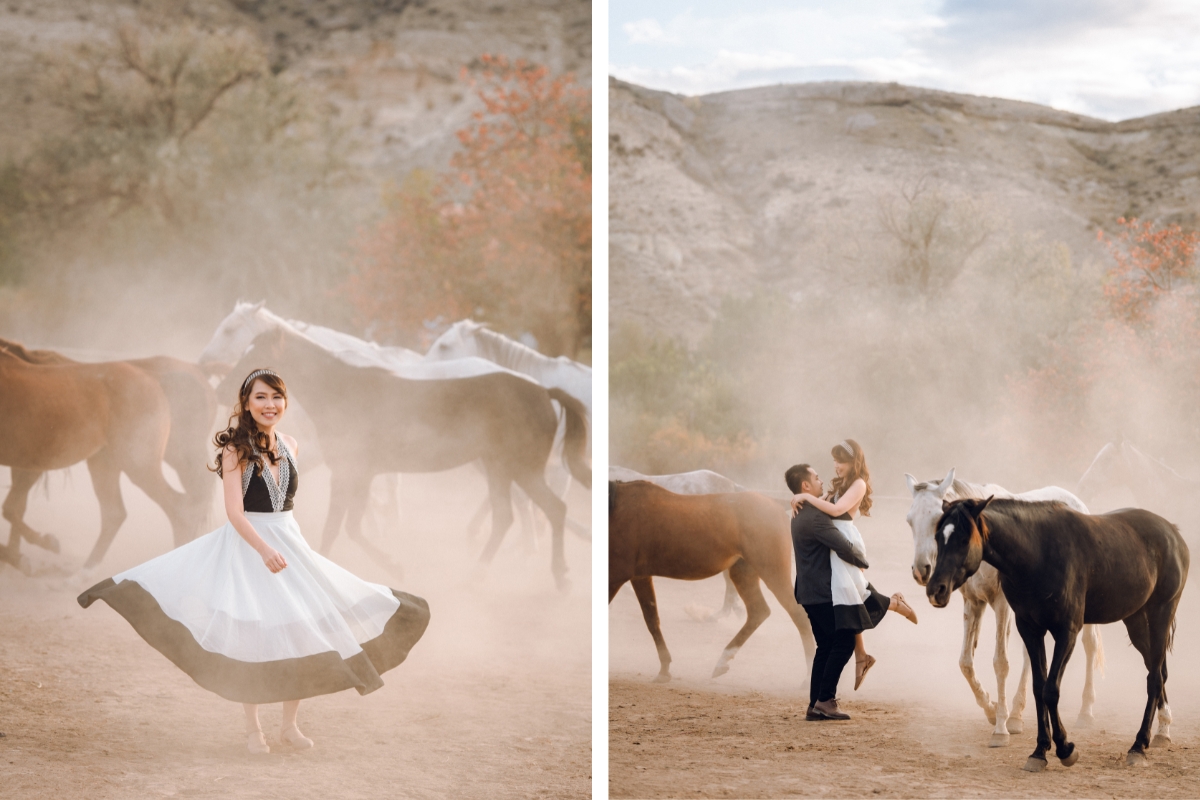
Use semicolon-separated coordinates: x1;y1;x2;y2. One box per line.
941;523;955;544
906;489;943;586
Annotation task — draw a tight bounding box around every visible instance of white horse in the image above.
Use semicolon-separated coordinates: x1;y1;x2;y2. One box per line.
609;466;749;621
426;320;591;416
429;320;593;544
906;468;1104;748
1078;439;1200;515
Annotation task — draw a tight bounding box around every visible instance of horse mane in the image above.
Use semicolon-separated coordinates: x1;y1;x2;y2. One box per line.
470;323;589;375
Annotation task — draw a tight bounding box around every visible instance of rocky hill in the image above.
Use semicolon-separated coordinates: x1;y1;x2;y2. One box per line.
0;0;590;175
610;77;1200;340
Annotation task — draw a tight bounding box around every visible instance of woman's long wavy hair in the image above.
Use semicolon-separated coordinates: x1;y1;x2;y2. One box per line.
828;438;873;517
211;371;288;478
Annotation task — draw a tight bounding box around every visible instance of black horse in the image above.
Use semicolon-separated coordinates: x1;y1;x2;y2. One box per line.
221;327;590;592
928;498;1188;771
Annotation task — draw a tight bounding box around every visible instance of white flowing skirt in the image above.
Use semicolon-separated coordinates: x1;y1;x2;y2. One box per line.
79;511;429;703
830;519;870;607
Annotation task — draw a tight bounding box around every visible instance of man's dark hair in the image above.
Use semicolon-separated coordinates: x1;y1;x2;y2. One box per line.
784;464;814;494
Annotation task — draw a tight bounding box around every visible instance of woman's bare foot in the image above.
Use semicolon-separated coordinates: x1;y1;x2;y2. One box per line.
854;654;876;690
247;731;270;755
281;725;314;750
891;593;918;624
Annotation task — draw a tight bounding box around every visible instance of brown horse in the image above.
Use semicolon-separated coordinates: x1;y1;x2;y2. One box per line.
0;348;188;571
609;480;816;683
0;337;217;541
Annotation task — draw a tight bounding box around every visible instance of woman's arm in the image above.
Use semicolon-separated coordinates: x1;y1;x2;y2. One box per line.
792;479;866;517
221;447;287;573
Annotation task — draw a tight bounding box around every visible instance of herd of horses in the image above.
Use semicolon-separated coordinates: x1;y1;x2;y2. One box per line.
609;452;1190;771
0;302;591;591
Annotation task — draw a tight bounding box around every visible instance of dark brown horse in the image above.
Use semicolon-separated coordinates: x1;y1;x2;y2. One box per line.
930;498;1189;771
0;348;188;571
219;327;590;592
609;480;816;683
0;337;217;540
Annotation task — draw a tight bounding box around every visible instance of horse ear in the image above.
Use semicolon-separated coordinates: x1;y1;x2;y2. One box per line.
936;468;955;498
941;499;952;512
254;300;265;311
972;495;994;516
905;473;918;497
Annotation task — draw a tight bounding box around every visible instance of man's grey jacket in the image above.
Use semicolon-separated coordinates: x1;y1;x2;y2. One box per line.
791;504;869;606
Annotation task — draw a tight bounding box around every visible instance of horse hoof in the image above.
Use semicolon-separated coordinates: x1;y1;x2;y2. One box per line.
1022;756;1047;773
1075;714;1095;729
1006;718;1024;734
651;673;671;684
1151;734;1171;748
1127;751;1149;767
1059;747;1078;767
711;664;730;679
989;733;1010;748
984;707;997;726
554;576;571;595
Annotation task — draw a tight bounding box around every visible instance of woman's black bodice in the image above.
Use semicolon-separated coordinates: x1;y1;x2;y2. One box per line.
243;458;297;512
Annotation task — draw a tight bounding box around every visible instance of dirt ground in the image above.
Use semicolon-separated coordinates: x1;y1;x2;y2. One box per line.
609;495;1200;798
0;464;591;799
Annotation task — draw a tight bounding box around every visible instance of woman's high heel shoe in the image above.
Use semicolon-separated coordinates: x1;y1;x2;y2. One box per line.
281;725;314;750
891;593;919;624
854;654;876;690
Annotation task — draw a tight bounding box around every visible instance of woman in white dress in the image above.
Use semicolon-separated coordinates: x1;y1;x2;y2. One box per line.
791;439;917;690
79;369;430;754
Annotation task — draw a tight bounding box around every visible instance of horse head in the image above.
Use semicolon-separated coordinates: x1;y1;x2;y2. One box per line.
927;496;992;608
199;300;277;366
904;467;955;586
217;328;288;404
426;319;480;361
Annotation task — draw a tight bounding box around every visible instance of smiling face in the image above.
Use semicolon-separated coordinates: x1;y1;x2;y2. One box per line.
245;378;286;430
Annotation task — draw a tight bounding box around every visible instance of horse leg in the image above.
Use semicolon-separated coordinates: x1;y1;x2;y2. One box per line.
515;471;569;593
631;577;672;683
1122;607;1165;765
712;560;771;679
757;557;816;675
465;496;490;542
989;597;1013;747
320;470;352;556
477;469;514;566
717;569;744;620
342;476;404;579
1152;660;1172;747
1015;617;1051;771
1009;641;1031;734
1043;625;1080;766
122;458;188;549
1077;624;1102;727
82;455;128;569
958;597;996;726
1;469;44;573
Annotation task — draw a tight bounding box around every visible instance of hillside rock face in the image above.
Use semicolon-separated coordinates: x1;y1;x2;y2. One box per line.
0;0;590;174
610;77;1200;340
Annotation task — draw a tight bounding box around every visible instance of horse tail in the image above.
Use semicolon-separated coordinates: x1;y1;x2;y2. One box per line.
549;388;590;489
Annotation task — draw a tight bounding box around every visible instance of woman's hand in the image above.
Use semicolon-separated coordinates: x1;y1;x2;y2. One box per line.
260;547;288;574
790;492;817;513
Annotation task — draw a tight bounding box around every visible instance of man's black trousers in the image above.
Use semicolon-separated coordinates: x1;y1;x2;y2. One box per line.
802;602;857;704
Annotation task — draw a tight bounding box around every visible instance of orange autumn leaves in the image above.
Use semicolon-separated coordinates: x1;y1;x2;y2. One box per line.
348;55;590;357
1098;217;1200;324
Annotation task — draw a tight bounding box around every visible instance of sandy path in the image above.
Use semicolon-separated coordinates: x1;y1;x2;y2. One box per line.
1;465;591;799
609;496;1200;798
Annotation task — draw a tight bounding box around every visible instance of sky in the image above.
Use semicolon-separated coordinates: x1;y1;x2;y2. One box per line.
609;0;1200;121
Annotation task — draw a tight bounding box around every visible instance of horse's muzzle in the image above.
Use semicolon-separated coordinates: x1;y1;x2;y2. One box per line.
912;563;931;586
927;582;951;608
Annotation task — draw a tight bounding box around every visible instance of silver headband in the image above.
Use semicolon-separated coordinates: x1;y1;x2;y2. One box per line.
241;368;279;395
837;440;854;456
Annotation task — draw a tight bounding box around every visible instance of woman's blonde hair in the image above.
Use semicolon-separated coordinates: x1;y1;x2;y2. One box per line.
829;438;872;516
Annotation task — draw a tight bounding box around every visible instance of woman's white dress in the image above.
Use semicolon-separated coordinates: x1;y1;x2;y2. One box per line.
829;514;890;631
78;439;429;703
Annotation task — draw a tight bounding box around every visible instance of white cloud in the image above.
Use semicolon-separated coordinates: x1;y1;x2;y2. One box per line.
609;0;1200;120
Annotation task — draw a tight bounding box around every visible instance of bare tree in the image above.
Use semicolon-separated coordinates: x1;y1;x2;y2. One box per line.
878;177;993;292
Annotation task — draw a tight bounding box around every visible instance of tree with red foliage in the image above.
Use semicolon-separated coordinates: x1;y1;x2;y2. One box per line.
1098;217;1200;324
347;55;590;356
